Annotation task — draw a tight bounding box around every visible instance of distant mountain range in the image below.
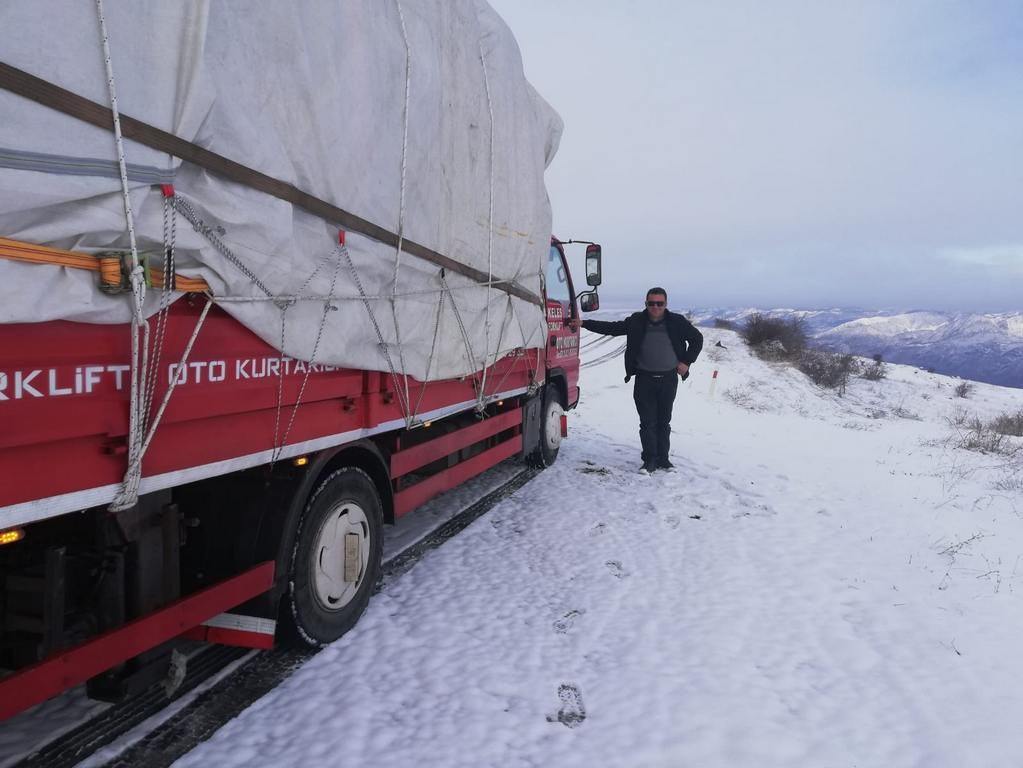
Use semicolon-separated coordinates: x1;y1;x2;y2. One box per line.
684;307;1023;389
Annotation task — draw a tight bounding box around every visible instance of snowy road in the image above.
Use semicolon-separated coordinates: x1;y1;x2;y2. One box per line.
158;326;1023;768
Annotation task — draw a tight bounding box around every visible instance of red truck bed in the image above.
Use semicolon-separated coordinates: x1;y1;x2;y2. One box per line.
0;298;536;530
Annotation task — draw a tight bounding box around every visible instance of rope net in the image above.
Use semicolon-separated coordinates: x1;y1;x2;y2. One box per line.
75;0;550;510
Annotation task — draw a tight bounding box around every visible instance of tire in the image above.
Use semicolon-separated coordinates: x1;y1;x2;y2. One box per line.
283;467;383;646
527;386;564;468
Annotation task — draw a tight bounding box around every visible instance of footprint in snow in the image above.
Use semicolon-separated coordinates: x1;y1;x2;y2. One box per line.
605;560;628;579
663;513;681;529
553;609;584;634
490;518;524;540
546;683;586;729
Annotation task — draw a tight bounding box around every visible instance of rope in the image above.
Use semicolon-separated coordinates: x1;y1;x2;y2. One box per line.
97;0;151;512
389;0;413;423
476;42;496;411
136;298;214;460
209;279;516;303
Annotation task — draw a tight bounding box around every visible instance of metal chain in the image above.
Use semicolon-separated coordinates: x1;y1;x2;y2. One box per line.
171;195;276;299
342;244;413;426
143;194;177;427
272;245;344;460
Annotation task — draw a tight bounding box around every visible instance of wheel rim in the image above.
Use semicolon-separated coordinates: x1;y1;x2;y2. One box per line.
310;501;370;611
544;400;564;451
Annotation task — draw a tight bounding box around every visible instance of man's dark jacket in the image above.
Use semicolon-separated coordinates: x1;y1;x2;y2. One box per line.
582;309;704;380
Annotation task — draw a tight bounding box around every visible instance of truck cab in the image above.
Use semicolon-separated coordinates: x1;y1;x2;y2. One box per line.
545;238;602;409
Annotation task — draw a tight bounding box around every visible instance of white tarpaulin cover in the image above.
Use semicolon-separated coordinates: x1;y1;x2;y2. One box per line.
0;0;561;381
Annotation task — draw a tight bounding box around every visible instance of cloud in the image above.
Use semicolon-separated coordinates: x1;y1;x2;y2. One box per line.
490;0;1023;312
938;245;1023;275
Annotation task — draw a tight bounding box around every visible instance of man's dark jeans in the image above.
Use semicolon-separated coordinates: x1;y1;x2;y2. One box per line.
632;372;678;464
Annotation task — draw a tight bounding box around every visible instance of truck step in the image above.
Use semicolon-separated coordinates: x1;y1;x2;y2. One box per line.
14;645;248;768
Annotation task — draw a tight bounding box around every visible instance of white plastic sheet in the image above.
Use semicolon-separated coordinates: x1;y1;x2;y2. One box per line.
0;0;561;380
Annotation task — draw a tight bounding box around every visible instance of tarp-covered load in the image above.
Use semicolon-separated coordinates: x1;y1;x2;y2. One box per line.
0;0;562;381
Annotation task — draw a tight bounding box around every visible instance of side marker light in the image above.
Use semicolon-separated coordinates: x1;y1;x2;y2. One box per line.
0;528;25;546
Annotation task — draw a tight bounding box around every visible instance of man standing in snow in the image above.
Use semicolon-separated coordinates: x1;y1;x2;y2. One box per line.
581;288;703;474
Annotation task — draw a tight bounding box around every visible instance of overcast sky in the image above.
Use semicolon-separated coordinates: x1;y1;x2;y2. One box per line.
489;0;1023;313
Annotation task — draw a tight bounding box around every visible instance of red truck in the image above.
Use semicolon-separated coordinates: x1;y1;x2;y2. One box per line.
0;233;601;720
0;2;603;719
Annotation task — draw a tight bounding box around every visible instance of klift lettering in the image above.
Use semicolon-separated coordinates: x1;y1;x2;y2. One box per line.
0;365;131;401
0;357;340;401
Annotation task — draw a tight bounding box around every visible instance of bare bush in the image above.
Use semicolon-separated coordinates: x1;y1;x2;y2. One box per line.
724;385;756;410
993;472;1023;492
954;380;973;398
947;405;973;427
861;359;887;381
713;317;738;330
891;404;921;420
990;410;1023;437
798;350;859;393
952;421;1017;456
740;313;808;359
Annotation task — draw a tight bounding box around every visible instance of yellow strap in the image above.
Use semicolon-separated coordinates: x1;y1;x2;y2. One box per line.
0;236;210;293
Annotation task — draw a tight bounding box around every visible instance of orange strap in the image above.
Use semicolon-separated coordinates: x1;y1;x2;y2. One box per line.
0;236;209;293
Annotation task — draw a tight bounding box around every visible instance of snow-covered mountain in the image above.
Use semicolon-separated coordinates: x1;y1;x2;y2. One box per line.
686;307;1023;388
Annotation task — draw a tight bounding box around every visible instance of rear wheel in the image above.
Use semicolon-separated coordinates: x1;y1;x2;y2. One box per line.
283;467;383;646
527;386;564;468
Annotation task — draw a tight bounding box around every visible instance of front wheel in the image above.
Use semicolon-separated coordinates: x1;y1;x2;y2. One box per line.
527;386;564;468
282;467;383;646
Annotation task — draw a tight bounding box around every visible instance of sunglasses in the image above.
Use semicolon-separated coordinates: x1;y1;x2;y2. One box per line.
645;300;665;307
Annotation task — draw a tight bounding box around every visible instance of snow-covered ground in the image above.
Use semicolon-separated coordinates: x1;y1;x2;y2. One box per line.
158;327;1022;768
5;327;1021;767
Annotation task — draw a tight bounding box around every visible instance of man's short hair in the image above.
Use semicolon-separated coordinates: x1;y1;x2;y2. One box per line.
646;287;667;300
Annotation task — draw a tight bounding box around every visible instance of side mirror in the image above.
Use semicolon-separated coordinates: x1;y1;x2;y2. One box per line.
580;292;600;312
585;244;602;287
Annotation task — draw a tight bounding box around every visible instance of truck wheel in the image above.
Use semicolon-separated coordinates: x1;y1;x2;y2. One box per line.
527;386;564;468
283;467;383;646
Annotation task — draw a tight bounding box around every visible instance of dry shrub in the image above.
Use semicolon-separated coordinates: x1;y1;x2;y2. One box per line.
891;404;921;420
954;381;973;398
861;360;887;381
948;405;972;427
798;350;858;393
950;417;1017;456
740;313;808;359
724;385;757;410
990;410;1023;437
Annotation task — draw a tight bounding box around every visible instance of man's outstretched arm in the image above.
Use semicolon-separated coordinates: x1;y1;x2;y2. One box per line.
581;318;628;336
